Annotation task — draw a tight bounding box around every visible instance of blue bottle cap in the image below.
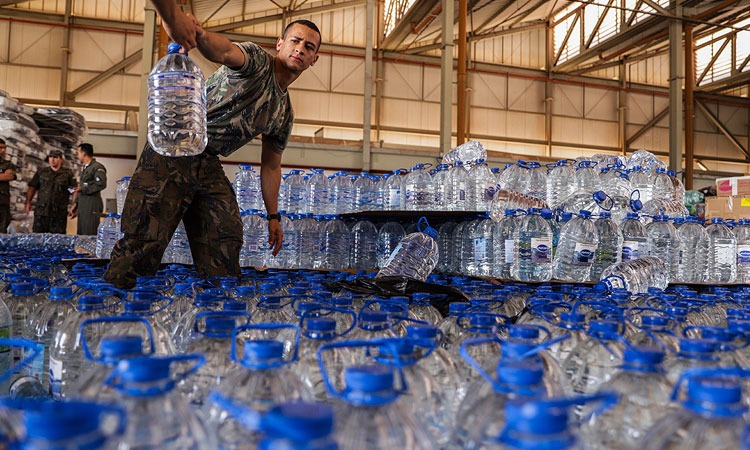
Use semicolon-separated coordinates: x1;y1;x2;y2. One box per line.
124;301;150;313
131;291;157;302
205;317;236;334
641;315;669;327
470;314;497;328
244;340;285;362
359;310;389;324
508;325;540;340
593;191;607;202
167;42;182;54
687;377;742;406
448;302;470;315
49;286;74;300
78;295;105;308
306;317;336;333
504;399;569;436
101;335;144;360
623;346;664;366
578;210;592;218
235;286;255;296
10;282;34;295
412;292;430;303
116;357;171;383
261;402;334;443
24;401;106;442
223;301;246;312
344;365;393;393
406;324;438;339
679;338;718;354
496;360;544;387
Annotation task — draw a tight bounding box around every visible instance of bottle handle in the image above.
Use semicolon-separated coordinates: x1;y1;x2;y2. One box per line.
0;338;44;383
231;323;300;367
79;317;156;362
207;391;263;431
299;306;357;338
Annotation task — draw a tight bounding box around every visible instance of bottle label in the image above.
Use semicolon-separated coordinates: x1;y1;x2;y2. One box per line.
388;188;401;206
621;241;639;261
24;341;45;381
504;239;515;264
572;242;596;266
531;237;552;263
457;182;466;201
48;356;63;399
738;245;750;266
473;237;487;261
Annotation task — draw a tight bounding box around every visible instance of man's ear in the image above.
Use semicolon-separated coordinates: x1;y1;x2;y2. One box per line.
310;54;319;67
276;36;283;52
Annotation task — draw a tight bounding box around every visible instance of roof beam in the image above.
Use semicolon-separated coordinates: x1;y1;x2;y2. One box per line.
380;0;439;50
401;22;545;54
67;49;143;100
205;0;367;32
625;105;669;148
0;7;143;32
695;100;750;159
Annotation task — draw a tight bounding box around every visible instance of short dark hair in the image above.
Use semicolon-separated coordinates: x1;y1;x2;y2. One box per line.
0;138;5;145
283;20;322;52
79;143;94;157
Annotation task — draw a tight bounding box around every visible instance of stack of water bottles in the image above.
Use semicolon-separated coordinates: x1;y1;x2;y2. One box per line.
0;244;748;449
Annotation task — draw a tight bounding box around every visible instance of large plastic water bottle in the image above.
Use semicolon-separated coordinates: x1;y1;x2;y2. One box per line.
351;220;378;270
377;217;439;281
447;161;469;211
493;209;522;279
353;173;375;212
668;169;685;204
462;216;494;277
442;140;486;166
552;210;599;282
595;256;669;294
619;212;648;262
736;218;750;283
581;346;672;449
651;167;675;201
590;212;623;281
279;169;306;214
676;216;708;283
147;42;207;157
164;221;192;265
640;371;747;449
115;176;130;215
375;221;405;269
629;167;654;205
467;159;496;211
240;210;267;268
705;217;737;283
305;169;330;214
320;215;350;270
383;169;405;210
512;208;553;282
108;355;217;448
561;321;626;396
267;214;298;269
432;164;451;211
49;295;107;398
233;164;262;212
28;286;76;389
575;160;600;193
546;160;576;210
297;213;320;269
436;221;457;273
328;171;353;214
520;161;547;200
95;212;122;258
645;214;679;282
403;164;434;211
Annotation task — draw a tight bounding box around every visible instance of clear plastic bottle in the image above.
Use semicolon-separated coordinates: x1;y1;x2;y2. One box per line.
147;42;207;157
108;355;217;449
619;212;648;262
595;256;669;294
467;159;496;211
521;161;547;200
441;140;486;166
581;346;672;449
668;169;685;205
705;217;737;283
115;176;130;216
280;169;306;214
95;212;122;259
736;218;750;283
629;166;654;205
403;164;434;211
165;221;192;265
591;212;623;281
375;222;406;269
328;171;354;214
436;221;457;273
561;320;626;396
432;164;451;211
28;286;76;390
305;169;330;215
676;216;709;283
297;213;320;269
575;160;600;193
239;210;267;268
546;160;576;210
552;210;599;282
645;214;679;283
233;164;262;212
493;210;522;279
512;208;553;282
353;172;375;212
377;218;439;281
267;214;298;269
651;167;675;201
447;161;469;211
350;220;378;270
320;215;351;270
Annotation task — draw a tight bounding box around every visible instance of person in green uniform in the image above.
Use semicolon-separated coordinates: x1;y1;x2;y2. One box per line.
70;143;107;235
25;150;78;234
0;139;17;232
104;0;320;288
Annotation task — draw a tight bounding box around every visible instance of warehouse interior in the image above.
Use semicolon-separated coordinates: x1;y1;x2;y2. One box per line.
1;0;749;204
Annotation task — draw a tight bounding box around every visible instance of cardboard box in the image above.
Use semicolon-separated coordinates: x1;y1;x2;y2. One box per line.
737;177;750;195
716;177;736;196
705;195;750;220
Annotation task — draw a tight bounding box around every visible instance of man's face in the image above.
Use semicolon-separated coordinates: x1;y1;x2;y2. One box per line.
49;156;63;170
276;24;320;75
0;143;5;157
77;147;85;163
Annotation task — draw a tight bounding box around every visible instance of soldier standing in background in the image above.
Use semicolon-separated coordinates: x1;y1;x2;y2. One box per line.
0;139;17;232
25;149;78;234
70;143;107;235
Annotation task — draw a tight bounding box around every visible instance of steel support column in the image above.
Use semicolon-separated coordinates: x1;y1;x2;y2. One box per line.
668;0;683;172
684;23;695;189
362;0;374;171
440;0;454;154
544;23;553;157
58;0;72;107
456;0;467;145
137;5;157;156
618;61;627;155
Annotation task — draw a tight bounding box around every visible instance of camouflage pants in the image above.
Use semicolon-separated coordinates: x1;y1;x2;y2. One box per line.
104;145;243;289
0;205;10;233
32;215;67;234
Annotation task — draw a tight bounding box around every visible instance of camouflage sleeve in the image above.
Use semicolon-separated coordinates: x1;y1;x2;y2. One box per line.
262;105;293;155
231;42;269;77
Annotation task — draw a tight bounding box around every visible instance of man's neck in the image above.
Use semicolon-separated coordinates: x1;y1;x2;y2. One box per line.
272;57;301;92
83;157;93;165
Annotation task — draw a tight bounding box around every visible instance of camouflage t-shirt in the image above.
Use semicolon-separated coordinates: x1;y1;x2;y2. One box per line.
204;42;293;157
